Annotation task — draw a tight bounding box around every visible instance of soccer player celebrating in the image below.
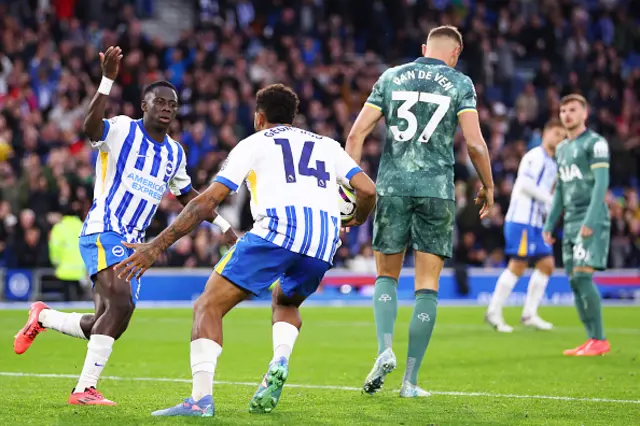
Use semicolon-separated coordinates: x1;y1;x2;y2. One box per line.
114;84;377;417
486;120;566;332
13;46;236;405
346;26;494;397
543;94;611;356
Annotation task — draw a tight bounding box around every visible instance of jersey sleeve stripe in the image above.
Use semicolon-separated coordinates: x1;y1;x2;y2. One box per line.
364;102;382;111
591;162;609;169
345;166;362;181
457;108;477;116
177;183;192;196
100;119;111;141
214;176;239;192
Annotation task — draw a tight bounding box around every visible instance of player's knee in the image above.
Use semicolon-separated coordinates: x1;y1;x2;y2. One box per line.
535;257;554;276
194;295;220;318
507;259;526;277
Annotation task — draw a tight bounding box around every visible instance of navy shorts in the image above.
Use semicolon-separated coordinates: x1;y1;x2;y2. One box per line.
214;233;331;297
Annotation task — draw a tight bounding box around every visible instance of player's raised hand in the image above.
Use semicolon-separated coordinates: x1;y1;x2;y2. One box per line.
542;231;555;245
114;241;161;282
475;185;494;219
99;46;123;80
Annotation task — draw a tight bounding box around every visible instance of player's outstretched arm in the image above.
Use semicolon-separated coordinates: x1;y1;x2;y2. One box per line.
344;171;376;227
83;46;122;142
346;106;383;163
177;188;238;245
459;111;494;218
114;182;231;281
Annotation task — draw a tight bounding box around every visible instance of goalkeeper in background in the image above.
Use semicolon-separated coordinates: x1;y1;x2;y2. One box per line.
543;94;611;356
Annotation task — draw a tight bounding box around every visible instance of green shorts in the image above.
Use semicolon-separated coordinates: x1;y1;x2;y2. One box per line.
372;195;455;258
561;222;611;274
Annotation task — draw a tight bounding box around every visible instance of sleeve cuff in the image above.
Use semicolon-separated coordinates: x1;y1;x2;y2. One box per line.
590;162;609;169
214;175;239;192
100;119;110;142
457;108;477;116
345;166;362;181
178;183;192;196
364;102;382;112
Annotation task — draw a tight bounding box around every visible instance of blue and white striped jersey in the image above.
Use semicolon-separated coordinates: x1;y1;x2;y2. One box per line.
214;126;361;265
506;146;557;228
81;115;192;243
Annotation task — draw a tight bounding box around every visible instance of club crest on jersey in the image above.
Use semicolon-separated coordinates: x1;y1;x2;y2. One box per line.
559;164;583;182
165;162;174;176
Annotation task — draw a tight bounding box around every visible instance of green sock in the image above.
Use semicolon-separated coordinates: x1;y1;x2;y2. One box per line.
571;272;606;340
403;289;438;386
569;275;591;338
373;276;398;355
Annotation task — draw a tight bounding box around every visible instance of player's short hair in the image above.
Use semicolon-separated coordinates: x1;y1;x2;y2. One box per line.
560;93;588;108
255;84;299;124
142;80;178;99
427;25;463;50
543;119;564;131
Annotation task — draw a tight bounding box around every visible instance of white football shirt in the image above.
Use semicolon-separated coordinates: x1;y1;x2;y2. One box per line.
506;146;558;228
81;115;192;242
214;126;362;264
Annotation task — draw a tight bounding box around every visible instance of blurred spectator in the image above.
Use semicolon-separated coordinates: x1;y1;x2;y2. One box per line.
48;204;86;300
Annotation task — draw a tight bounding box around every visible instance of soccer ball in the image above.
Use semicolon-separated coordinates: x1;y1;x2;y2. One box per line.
337;184;357;222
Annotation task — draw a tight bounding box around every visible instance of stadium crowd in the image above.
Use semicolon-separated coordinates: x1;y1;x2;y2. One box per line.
0;0;639;273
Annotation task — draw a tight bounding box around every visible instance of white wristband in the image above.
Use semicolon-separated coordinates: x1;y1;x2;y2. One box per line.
98;76;114;95
213;215;231;233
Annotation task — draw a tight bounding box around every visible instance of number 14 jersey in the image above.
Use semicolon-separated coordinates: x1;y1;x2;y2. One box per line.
366;57;477;200
214;126;361;264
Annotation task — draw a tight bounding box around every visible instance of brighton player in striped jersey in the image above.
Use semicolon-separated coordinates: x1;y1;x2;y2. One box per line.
13;46;236;405
486;120;565;332
114;84;377;417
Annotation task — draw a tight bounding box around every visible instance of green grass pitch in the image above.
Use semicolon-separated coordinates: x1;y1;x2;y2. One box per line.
1;305;639;425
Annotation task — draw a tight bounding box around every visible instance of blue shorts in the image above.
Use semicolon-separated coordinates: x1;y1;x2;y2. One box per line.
214;233;331;298
79;232;141;303
504;222;552;259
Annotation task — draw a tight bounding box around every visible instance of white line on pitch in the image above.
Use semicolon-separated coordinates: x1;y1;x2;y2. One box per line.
1;372;639;405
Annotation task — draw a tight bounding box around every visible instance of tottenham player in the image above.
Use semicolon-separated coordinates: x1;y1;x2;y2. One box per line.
13;46;236;405
114;84;377;417
486;120;565;332
346;26;494;397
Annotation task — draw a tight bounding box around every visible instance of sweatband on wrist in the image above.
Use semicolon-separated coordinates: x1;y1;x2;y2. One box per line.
98;76;114;95
213;215;231;233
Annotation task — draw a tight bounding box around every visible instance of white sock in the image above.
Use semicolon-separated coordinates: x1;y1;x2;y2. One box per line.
487;269;519;316
39;309;88;339
523;269;550;318
191;338;222;401
75;334;114;392
272;321;299;363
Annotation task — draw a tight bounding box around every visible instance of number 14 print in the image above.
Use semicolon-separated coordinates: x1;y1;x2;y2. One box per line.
274;139;330;187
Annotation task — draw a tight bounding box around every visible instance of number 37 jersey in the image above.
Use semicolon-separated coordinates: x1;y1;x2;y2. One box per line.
366;57;477;200
214;126;362;264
